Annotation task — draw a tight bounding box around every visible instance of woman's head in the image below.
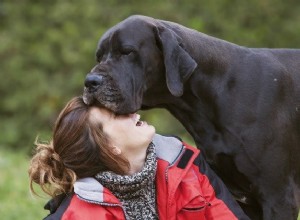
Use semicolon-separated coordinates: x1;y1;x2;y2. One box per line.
29;96;155;197
89;107;155;159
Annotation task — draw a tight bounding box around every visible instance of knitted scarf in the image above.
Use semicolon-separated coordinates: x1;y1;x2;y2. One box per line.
95;143;158;220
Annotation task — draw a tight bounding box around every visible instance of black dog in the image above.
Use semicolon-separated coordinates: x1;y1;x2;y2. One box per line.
83;15;300;220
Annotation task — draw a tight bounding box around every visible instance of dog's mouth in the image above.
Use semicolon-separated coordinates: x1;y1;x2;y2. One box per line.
82;89;95;105
83;87;124;112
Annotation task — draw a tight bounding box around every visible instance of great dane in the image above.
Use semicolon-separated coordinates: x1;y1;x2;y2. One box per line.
83;15;300;219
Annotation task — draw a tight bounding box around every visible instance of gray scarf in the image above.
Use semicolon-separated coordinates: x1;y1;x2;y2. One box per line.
95;143;158;220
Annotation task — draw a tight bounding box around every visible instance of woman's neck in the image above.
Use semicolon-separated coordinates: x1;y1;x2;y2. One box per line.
125;147;148;175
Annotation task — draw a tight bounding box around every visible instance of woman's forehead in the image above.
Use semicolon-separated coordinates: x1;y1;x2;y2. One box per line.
89;107;114;122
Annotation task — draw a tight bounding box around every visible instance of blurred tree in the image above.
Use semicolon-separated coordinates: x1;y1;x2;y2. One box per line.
0;0;299;151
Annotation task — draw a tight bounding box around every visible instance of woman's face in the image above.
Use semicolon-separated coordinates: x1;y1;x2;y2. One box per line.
89;107;155;155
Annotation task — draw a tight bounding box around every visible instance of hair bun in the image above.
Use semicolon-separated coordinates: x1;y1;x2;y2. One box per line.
29;139;76;197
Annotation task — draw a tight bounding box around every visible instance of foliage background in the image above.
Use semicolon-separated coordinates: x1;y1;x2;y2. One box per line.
1;0;300;219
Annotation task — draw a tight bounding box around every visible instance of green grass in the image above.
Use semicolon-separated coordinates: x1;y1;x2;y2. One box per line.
1;148;300;220
0;149;48;220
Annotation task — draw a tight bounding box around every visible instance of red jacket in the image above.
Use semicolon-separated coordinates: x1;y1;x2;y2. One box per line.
44;135;249;220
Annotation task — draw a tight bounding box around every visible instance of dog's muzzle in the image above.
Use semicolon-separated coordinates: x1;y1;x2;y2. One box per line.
83;73;104;105
82;72;124;111
84;74;104;93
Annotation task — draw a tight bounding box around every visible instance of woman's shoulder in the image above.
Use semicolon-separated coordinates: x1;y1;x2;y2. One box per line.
44;178;124;219
44;194;73;220
62;194;124;220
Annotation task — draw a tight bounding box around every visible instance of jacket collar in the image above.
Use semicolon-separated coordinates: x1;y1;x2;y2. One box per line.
74;177;108;204
152;134;184;165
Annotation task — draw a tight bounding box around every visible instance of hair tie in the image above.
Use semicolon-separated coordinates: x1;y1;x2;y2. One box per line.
51;151;60;162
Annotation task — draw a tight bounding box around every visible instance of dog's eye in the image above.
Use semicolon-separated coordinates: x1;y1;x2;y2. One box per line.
96;50;104;62
120;47;135;56
120;49;132;55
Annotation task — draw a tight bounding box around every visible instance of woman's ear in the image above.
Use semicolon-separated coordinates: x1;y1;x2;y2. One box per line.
111;146;122;155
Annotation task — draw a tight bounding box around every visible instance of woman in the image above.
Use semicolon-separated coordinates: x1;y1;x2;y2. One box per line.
29;96;249;220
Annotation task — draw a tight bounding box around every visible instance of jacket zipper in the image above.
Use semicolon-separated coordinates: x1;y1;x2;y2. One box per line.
165;145;185;182
165;145;186;219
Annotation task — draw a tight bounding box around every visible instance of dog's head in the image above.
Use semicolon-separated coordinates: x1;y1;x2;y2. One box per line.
83;15;197;114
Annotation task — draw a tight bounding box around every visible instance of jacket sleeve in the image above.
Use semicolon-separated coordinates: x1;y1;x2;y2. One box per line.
193;151;250;220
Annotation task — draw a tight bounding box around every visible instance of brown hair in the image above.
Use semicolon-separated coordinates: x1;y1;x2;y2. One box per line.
28;96;129;197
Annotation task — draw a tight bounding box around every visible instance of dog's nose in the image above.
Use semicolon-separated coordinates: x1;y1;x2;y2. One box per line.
84;74;103;91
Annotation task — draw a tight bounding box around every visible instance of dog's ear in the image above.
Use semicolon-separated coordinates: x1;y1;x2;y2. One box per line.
155;26;197;97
